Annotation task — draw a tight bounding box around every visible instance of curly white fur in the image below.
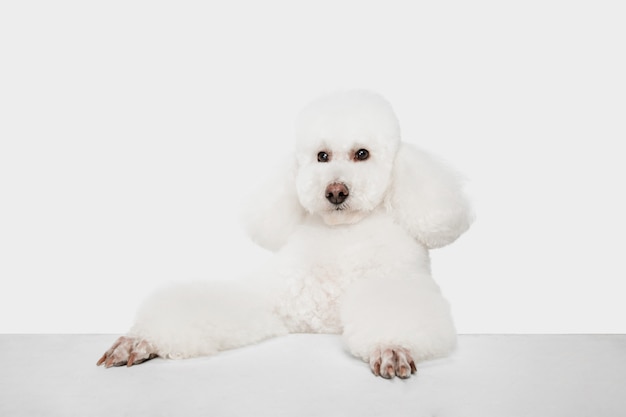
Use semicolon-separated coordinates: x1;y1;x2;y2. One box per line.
101;90;473;378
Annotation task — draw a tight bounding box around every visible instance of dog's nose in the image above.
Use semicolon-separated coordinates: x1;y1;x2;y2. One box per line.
325;183;349;205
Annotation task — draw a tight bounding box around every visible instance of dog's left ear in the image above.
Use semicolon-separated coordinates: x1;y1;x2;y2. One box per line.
241;155;307;252
385;143;474;249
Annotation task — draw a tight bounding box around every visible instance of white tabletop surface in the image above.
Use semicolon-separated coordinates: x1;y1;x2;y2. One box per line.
1;334;625;417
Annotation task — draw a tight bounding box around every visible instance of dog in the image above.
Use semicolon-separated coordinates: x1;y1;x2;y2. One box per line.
97;90;473;379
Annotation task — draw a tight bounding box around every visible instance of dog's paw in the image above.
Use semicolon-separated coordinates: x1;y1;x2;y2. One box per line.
369;347;417;379
96;336;158;368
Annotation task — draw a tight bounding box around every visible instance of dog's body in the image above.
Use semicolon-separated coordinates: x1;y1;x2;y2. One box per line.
98;90;473;378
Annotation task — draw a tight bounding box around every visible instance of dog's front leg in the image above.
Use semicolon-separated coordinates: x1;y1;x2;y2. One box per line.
340;277;457;379
97;281;287;367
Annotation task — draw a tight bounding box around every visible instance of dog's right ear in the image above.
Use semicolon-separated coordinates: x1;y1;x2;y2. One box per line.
240;155;306;251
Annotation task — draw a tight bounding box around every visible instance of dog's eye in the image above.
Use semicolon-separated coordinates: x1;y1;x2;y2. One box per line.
317;151;330;163
354;149;369;161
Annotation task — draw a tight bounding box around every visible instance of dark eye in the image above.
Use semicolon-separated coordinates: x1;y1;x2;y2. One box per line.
317;151;330;162
354;149;369;161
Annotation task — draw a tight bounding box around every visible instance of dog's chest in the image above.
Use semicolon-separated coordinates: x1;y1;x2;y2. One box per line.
274;214;426;333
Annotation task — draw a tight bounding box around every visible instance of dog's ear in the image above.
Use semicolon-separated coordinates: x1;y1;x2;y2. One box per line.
385;143;474;249
240;155;306;251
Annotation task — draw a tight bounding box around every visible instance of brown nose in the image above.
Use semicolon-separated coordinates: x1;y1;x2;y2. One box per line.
325;183;349;205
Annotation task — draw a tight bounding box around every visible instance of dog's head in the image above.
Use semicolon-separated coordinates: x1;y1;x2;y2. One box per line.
294;90;400;225
242;90;472;251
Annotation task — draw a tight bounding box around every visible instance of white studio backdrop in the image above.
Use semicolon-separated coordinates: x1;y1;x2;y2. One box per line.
1;1;624;334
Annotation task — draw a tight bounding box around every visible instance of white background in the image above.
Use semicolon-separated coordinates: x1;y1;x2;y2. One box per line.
1;0;624;334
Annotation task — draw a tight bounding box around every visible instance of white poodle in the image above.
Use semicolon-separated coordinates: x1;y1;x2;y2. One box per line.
97;90;473;379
